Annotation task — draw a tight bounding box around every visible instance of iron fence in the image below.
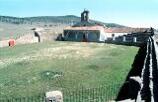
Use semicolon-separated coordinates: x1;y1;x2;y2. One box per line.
0;84;121;102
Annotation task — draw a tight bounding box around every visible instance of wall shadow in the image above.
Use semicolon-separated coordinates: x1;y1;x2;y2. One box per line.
116;43;147;101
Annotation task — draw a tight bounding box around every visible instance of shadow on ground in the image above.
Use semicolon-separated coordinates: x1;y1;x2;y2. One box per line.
116;43;147;101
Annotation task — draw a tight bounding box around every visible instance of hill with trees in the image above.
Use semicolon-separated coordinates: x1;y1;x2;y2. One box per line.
0;15;125;28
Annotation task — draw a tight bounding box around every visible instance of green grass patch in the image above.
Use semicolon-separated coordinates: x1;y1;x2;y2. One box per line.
0;41;138;97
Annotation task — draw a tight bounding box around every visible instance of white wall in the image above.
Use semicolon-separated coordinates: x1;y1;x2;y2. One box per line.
106;33;128;38
99;30;107;41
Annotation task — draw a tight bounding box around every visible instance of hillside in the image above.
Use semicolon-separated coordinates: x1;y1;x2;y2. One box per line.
0;15;125;28
0;22;34;40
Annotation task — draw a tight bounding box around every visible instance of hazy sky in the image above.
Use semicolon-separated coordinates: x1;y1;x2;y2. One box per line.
0;0;158;28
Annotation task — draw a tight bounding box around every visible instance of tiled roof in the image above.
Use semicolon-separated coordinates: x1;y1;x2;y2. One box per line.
64;26;149;34
104;27;149;33
64;26;105;31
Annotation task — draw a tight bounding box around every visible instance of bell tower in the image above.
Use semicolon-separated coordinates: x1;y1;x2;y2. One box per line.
81;9;89;22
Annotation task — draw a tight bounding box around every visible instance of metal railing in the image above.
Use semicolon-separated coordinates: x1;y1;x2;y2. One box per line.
0;84;121;102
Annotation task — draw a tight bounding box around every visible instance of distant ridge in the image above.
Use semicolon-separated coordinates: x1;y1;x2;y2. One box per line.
0;15;125;28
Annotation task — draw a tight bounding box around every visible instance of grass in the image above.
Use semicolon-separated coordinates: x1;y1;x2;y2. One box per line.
0;41;139;98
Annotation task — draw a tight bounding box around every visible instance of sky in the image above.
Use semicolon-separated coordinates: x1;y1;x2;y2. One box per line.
0;0;158;28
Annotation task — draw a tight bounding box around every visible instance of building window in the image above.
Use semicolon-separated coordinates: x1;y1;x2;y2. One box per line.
112;34;115;37
67;33;76;41
76;32;84;41
87;32;99;41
